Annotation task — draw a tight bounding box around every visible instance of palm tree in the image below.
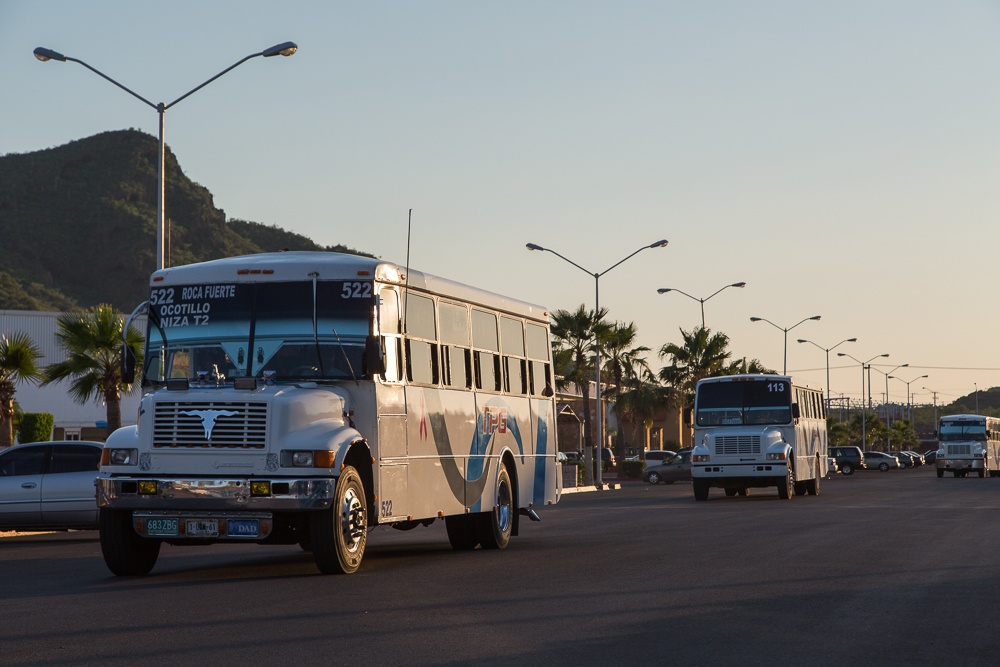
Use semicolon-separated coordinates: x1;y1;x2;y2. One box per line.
551;305;608;485
658;326;731;409
616;370;670;457
42;304;144;437
724;356;776;375
601;321;650;454
0;332;44;447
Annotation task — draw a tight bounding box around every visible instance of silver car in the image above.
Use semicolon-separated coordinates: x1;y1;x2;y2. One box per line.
0;441;103;531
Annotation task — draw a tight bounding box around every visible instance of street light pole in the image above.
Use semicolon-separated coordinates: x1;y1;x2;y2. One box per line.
527;239;669;488
656;282;746;329
923;387;939;430
838;352;889;450
797;337;857;409
891;374;928;422
749;315;821;375
33;41;298;271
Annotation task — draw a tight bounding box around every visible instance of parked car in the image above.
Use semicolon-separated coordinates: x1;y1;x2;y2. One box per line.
643;449;692;485
601;447;616;472
0;441;103;531
627;450;678;466
863;451;900;471
923;449;939;464
905;451;925;466
829;446;865;475
564;451;583;463
893;451;917;468
827;456;839;476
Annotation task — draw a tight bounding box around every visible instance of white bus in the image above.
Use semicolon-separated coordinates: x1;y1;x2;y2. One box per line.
96;251;559;575
689;374;827;500
936;414;1000;478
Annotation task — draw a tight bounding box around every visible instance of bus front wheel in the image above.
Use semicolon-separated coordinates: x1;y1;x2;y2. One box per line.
99;508;160;576
777;465;794;500
310;466;367;574
693;479;710;501
937;469;944;478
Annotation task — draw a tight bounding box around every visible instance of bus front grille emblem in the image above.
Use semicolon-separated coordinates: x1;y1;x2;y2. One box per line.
181;409;239;440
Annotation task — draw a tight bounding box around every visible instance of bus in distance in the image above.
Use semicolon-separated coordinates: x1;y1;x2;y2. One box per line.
689;374;827;500
97;251;559;575
935;414;1000;478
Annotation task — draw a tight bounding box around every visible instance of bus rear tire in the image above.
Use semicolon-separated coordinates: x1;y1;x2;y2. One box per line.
99;508;160;576
725;488;737;497
937;469;944;478
693;479;709;501
310;466;367;574
446;514;480;550
807;471;820;496
477;463;514;550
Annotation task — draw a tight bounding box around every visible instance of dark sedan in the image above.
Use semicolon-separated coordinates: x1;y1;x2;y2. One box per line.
643;449;692;485
0;441;103;531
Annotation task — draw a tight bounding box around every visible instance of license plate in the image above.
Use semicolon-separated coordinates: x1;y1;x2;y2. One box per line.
186;519;219;537
226;519;260;537
146;518;179;537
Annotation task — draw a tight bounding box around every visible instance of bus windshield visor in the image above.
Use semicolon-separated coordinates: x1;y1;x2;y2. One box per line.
143;280;374;383
939;422;987;442
696;379;792;426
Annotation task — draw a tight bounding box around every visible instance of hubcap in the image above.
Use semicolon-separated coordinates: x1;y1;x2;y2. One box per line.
496;477;512;533
340;487;365;553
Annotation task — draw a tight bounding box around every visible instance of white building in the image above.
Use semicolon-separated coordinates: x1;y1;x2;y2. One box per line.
1;310;143;443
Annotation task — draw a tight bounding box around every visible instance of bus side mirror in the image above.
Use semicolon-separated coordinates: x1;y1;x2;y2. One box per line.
683;407;693;426
121;344;136;385
364;335;386;376
792;403;801;419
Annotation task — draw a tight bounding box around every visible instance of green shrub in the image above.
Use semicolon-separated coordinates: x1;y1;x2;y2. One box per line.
18;412;54;443
621;460;645;478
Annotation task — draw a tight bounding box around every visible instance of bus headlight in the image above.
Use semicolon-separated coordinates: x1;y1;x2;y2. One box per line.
281;450;336;468
102;448;139;466
767;452;787;461
693;454;710;463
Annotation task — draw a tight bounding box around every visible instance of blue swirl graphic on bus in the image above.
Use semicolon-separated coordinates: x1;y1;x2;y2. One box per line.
467;397;524;481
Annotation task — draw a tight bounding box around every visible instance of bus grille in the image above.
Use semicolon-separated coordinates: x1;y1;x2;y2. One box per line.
947;444;971;456
714;435;761;455
153;401;268;448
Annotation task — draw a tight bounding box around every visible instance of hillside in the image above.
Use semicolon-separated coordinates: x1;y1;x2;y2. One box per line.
0;129;372;312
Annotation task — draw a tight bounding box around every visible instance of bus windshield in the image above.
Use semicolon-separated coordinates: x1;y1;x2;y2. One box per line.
144;280;374;384
939;422;987;442
696;379;792;426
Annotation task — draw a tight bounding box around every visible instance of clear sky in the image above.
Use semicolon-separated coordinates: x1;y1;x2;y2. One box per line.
3;1;1000;409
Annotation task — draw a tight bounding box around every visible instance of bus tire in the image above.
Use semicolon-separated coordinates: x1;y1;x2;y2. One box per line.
807;470;821;496
693;479;710;501
841;462;853;475
477;462;514;550
778;465;794;500
725;488;737;497
737;487;750;496
311;466;367;574
979;469;986;478
794;481;807;496
937;469;944;478
445;514;480;550
99;508;160;576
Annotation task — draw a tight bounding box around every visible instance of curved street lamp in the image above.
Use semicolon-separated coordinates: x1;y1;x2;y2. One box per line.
796;337;856;408
838;352;889;449
891;373;928;422
527;239;669;488
657;282;746;329
749;315;821;375
33;41;298;271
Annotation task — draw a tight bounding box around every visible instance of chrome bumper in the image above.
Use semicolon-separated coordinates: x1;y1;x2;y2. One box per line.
96;476;336;511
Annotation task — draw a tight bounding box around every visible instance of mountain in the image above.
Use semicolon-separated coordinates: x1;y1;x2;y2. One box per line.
0;129;372;312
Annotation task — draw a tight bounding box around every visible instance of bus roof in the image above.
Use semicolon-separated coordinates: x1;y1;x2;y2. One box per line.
150;251;550;322
695;374;820;391
940;414;989;423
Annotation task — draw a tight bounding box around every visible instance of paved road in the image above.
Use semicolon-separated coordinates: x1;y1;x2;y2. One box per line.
2;465;997;666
